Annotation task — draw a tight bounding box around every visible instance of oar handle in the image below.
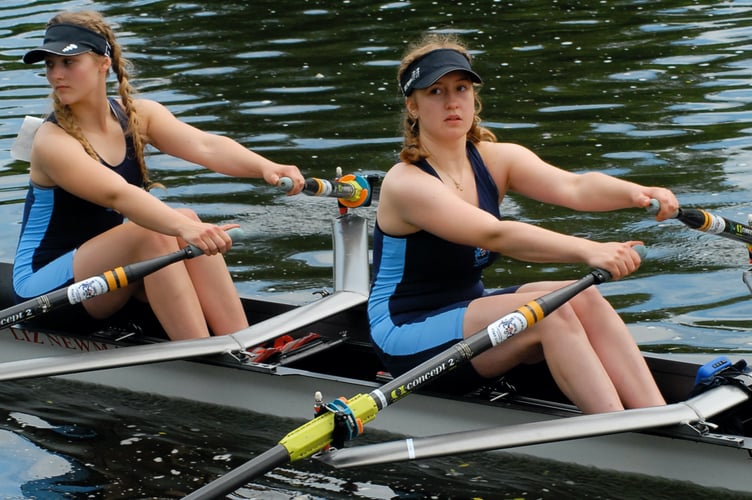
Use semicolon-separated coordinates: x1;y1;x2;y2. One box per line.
277;177;294;191
278;175;372;208
646;198;679;218
648;198;752;245
183;227;243;257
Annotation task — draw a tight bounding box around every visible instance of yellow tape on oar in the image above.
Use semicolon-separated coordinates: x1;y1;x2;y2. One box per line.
280;393;378;462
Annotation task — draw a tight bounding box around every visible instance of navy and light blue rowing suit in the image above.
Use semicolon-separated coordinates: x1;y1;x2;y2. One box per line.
13;98;144;302
369;142;516;392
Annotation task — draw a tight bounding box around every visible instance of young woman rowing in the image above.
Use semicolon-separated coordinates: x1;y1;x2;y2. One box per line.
368;33;678;413
14;11;305;340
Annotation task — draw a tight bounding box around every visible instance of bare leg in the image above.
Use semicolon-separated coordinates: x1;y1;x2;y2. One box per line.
74;217;245;340
466;294;623;413
183;254;248;335
567;287;665;408
517;282;664;408
463;283;663;414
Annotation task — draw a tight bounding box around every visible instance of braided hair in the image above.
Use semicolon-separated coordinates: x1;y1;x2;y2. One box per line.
46;11;155;189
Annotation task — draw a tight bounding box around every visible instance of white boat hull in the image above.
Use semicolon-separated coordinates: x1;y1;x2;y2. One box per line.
1;324;750;493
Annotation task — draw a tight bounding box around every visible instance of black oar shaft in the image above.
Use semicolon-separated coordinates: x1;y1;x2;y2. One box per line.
372;267;609;409
303;178;356;198
278;174;375;208
0;246;194;328
648;199;752;245
279;176;358;199
673;208;752;245
184;445;290;500
0;228;241;328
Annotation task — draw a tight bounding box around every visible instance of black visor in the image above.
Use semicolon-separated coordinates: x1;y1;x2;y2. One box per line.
400;49;482;97
23;23;111;64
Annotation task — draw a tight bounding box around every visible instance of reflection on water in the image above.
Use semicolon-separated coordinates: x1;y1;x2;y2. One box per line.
3;0;752;497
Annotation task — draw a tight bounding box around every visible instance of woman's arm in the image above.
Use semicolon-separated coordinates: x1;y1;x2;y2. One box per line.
378;160;643;279
135;98;303;190
478;142;678;220
31;123;233;254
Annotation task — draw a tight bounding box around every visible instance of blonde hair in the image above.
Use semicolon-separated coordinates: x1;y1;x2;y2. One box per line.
46;11;154;188
397;33;496;164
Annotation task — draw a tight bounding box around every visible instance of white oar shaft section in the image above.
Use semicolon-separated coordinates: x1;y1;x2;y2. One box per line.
318;384;750;468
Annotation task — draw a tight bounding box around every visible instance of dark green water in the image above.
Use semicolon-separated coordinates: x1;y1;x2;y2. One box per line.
2;0;752;497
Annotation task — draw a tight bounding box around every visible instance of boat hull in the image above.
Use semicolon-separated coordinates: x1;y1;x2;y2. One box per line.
0;320;750;494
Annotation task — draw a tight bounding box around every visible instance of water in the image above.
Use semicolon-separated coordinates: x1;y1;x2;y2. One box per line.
2;0;752;497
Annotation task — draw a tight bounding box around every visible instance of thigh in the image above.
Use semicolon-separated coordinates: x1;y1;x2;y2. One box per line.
372;305;467;357
464;284;568;336
466;289;576;377
73;222;159;280
73;223;154;318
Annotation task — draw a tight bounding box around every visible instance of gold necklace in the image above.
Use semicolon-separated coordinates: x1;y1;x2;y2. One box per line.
425;147;465;191
442;170;464;191
433;163;464;191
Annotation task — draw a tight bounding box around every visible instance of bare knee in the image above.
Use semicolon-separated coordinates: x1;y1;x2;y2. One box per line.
571;286;609;309
175;207;200;221
537;304;587;343
127;223;180;257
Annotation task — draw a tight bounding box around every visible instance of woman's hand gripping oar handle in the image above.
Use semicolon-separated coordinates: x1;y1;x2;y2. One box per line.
0;228;243;329
278;175;372;208
648;199;752;245
183;246;645;500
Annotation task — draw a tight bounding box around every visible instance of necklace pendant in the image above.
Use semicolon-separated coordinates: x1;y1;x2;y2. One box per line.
454;182;463;191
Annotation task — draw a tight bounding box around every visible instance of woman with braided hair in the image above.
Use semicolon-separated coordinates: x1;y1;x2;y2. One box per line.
14;11;305;340
368;33;679;413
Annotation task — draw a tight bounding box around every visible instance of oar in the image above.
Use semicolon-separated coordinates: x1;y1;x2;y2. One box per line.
0;228;242;329
317;382;750;468
183;246;645;500
648;199;752;245
278;174;374;208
